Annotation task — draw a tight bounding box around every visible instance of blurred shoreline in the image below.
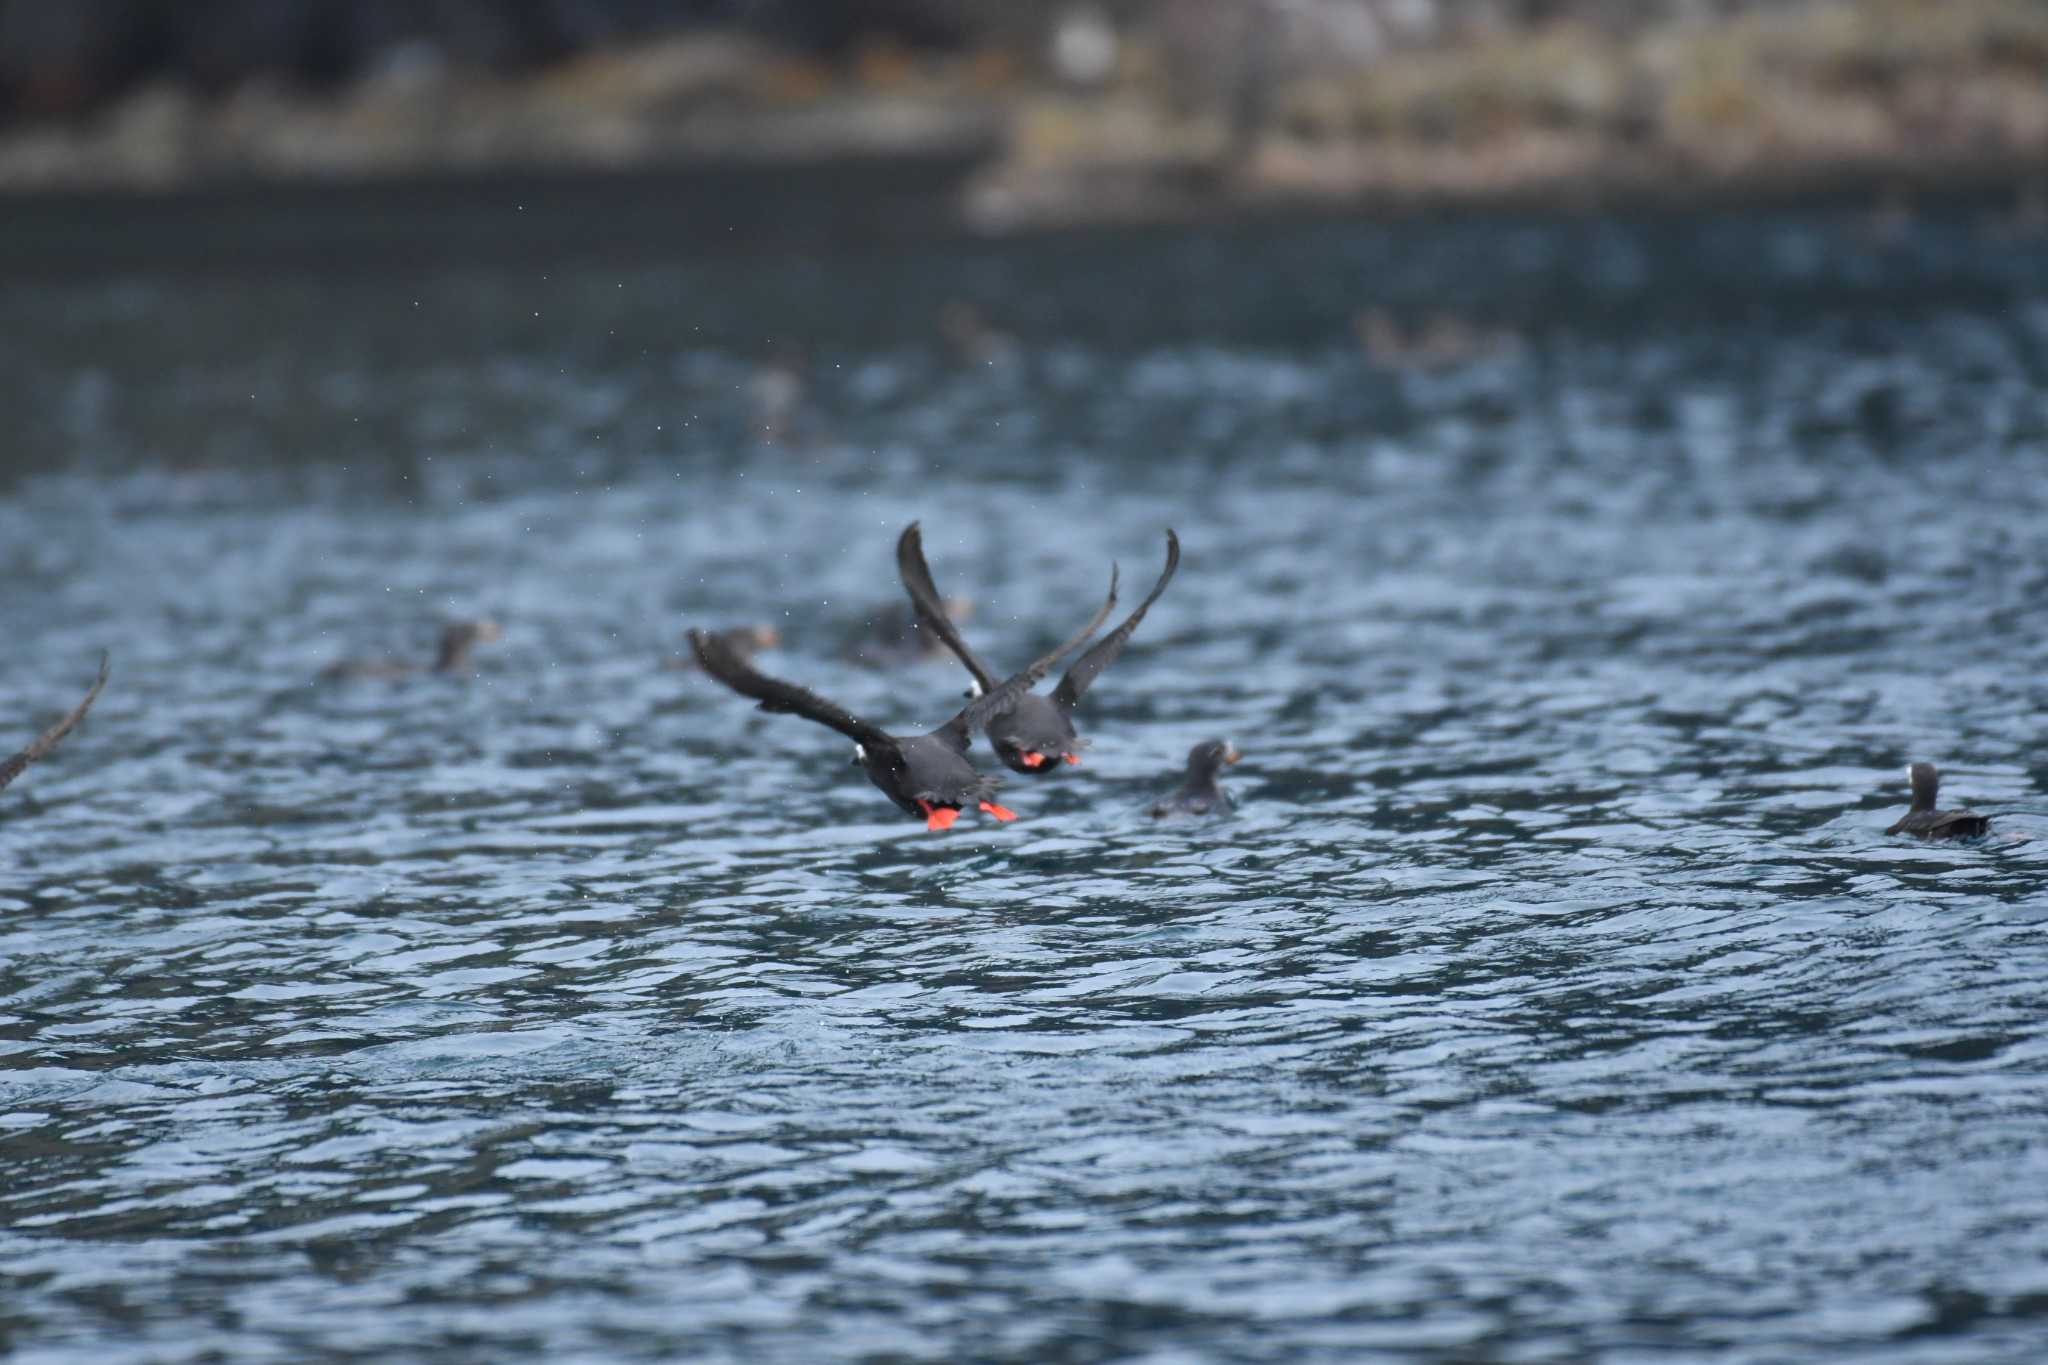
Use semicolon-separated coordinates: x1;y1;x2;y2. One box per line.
2;0;2044;241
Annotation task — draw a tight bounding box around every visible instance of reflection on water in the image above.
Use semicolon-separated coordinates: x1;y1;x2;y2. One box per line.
2;207;2047;1362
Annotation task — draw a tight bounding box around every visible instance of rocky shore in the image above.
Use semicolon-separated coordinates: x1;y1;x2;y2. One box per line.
2;0;2044;231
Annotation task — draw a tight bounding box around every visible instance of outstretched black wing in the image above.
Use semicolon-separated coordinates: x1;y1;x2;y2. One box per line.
896;523;1002;696
998;566;1119;700
689;629;898;755
1053;529;1179;712
937;569;1119;747
0;653;109;794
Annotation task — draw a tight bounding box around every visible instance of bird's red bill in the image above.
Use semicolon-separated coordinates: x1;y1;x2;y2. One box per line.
918;800;960;831
979;800;1017;822
1019;750;1046;768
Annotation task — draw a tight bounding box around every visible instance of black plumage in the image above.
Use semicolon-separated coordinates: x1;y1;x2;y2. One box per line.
1150;739;1241;817
687;580;1109;829
896;522;1178;777
1886;762;1990;839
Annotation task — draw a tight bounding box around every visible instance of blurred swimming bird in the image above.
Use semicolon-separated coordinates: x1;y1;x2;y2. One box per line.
1886;762;1990;839
839;595;977;669
1355;307;1518;370
1;654;108;798
666;623;780;671
321;620;502;681
938;299;1019;368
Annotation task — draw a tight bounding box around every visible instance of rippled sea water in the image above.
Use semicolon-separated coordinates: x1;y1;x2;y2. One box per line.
3;207;2048;1362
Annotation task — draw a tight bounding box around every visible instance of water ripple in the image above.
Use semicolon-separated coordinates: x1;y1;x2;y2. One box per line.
1;211;2046;1362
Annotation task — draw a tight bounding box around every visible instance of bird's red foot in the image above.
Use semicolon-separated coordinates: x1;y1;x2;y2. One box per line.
1018;750;1046;768
1063;752;1081;765
918;800;960;831
979;800;1017;822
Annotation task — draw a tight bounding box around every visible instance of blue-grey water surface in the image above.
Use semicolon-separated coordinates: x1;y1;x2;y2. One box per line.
3;208;2048;1362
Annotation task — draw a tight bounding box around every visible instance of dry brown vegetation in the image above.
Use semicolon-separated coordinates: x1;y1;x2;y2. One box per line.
2;0;2043;227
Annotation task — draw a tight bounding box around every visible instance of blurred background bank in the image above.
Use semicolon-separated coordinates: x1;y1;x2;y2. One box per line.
1;0;2043;242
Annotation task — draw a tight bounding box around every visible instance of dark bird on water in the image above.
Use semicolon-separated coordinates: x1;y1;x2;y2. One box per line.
896;522;1179;777
839;595;977;669
321;619;502;680
1886;762;1991;839
1149;739;1242;817
667;624;780;671
687;578;1111;830
2;654;109;798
